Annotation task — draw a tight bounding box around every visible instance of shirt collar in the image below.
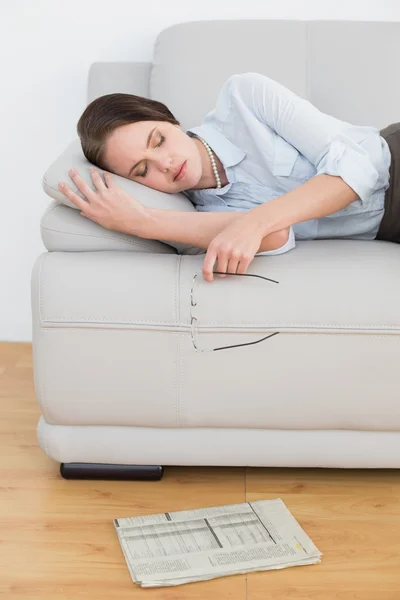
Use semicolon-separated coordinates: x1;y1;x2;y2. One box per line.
185;124;246;195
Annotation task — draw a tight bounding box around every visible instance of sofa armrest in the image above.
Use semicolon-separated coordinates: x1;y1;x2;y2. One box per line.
40;201;176;254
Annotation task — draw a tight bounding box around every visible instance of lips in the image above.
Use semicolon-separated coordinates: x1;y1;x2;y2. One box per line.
174;161;185;181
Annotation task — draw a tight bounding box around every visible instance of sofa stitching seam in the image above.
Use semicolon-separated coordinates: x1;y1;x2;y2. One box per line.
177;257;185;427
174;257;180;427
38;329;397;340
36;318;400;329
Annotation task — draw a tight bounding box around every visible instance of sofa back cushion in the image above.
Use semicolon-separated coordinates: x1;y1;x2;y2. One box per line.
150;20;400;132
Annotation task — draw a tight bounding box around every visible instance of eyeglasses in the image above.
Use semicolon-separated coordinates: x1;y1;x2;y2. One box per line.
190;271;280;352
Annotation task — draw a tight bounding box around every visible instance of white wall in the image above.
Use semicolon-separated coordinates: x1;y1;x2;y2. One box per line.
1;0;399;342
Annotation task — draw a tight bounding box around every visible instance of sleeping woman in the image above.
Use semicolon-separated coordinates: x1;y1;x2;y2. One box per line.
58;72;398;282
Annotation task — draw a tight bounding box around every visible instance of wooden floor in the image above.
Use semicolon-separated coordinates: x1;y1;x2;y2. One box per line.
1;341;400;599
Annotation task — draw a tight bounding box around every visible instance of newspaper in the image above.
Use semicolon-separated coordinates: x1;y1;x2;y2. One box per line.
113;498;322;588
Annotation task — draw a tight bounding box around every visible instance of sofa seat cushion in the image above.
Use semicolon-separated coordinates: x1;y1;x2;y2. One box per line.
31;239;400;431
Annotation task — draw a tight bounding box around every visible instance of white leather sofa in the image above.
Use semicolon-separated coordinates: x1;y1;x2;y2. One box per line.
31;20;400;480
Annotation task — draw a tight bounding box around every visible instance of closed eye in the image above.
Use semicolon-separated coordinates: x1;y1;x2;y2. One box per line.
138;135;165;177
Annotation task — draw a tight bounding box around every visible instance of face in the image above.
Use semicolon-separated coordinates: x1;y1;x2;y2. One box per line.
103;120;205;193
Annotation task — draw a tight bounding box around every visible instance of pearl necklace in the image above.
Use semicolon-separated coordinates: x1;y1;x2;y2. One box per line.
196;135;222;189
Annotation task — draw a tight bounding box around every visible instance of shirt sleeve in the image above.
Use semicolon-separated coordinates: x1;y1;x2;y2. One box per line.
229;72;390;206
256;225;296;256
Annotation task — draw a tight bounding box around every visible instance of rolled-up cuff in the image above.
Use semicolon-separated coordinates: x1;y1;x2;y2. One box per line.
256;226;296;256
316;137;379;204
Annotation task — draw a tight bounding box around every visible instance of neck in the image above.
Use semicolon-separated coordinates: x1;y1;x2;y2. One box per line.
192;138;229;190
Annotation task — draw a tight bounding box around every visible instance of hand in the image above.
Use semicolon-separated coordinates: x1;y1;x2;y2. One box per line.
58;167;149;236
202;213;264;282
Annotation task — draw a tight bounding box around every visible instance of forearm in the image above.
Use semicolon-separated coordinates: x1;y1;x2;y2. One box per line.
143;207;289;251
254;174;359;236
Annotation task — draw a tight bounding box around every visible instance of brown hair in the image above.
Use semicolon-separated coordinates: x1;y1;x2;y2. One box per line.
77;93;180;171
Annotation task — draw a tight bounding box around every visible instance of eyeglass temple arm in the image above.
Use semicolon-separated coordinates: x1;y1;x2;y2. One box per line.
212;331;279;352
194;271;280;351
213;271;279;285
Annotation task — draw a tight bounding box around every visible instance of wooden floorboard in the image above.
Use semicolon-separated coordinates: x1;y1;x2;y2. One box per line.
1;342;399;599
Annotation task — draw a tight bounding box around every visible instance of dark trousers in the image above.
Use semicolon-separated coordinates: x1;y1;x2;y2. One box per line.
376;122;400;243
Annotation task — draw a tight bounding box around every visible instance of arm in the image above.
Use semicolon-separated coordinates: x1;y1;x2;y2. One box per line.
143;206;290;252
253;173;358;237
224;72;389;233
231;72;386;204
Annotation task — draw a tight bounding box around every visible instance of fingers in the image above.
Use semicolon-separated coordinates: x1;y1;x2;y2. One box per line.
226;250;241;275
58;167;111;210
57;181;88;212
236;254;253;274
90;167;108;190
216;252;229;279
103;171;115;187
68;169;101;202
203;246;254;282
202;246;217;282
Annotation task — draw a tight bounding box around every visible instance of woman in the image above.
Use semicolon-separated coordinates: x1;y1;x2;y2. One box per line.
58;72;399;282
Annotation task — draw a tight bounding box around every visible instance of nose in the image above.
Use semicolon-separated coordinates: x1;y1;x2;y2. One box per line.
156;155;172;173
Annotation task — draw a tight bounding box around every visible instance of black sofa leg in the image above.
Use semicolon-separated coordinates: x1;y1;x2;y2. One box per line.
60;463;164;481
